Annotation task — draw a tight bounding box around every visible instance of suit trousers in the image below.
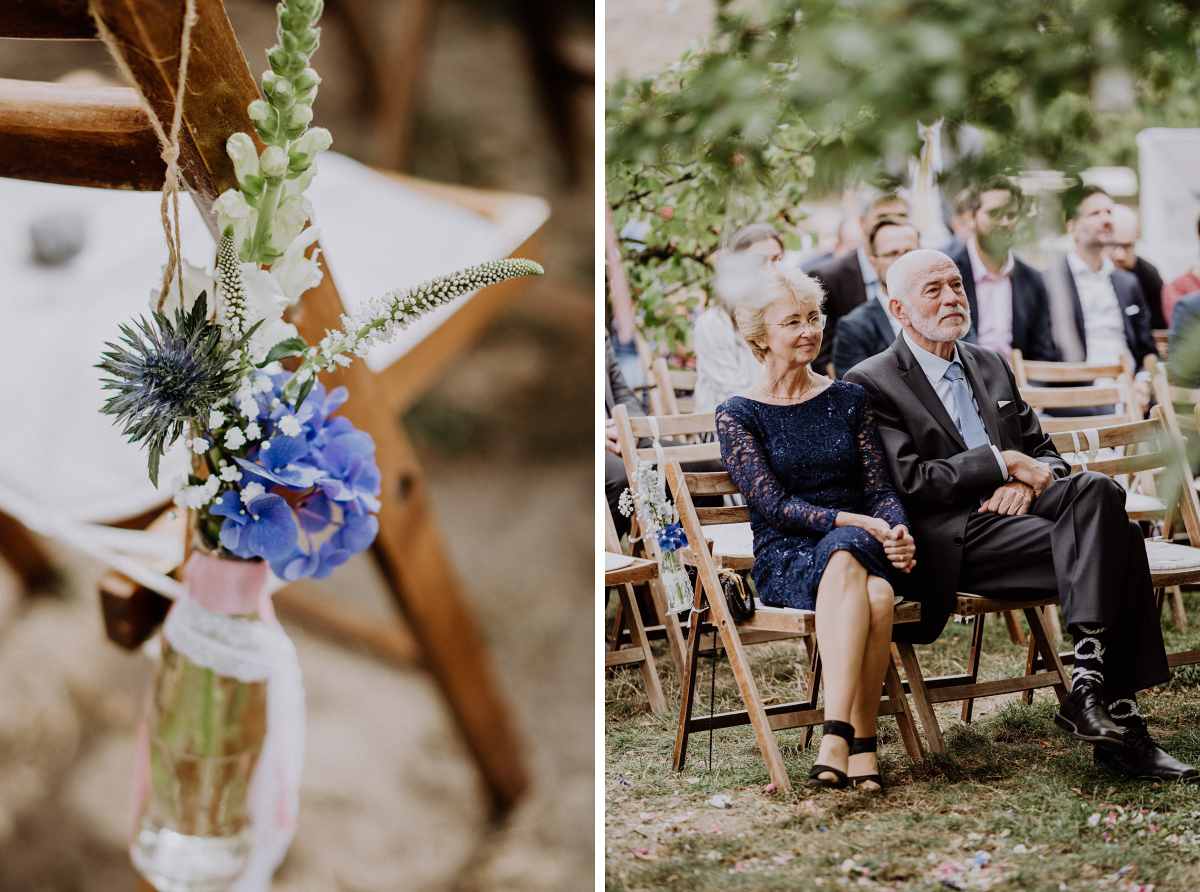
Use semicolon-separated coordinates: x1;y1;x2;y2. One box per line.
957;471;1170;695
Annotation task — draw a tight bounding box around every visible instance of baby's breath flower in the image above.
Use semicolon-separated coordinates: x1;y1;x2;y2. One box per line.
209;408;227;429
241;482;266;505
190;437;210;454
220;465;244;483
279;415;302;436
245;421;262;440
224;427;247;450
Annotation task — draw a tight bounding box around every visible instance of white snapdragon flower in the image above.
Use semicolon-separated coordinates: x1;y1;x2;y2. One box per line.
292;126;332;159
153;260;213;316
260;145;289;178
269;225;323;305
270;195;313;254
224;427;247;450
226;133;261;187
278;414;302;436
241;482;266;505
213;190;258;252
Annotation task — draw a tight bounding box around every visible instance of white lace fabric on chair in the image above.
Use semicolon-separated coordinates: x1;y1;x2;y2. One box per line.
162;595;306;892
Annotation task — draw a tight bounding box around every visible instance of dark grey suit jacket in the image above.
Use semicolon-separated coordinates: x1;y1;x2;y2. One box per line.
947;242;1060;362
845;337;1070;643
832;298;895;379
605;332;644;419
808;251;868;373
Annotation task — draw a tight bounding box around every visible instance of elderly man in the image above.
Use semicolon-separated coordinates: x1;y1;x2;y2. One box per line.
809;184;909;372
1106;204;1166;330
845;249;1194;782
947;176;1059;362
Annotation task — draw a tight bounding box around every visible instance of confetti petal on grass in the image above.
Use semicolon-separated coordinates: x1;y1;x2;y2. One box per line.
707;794;733;809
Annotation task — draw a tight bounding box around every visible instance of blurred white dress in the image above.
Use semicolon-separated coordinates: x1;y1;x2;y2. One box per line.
693;306;763;414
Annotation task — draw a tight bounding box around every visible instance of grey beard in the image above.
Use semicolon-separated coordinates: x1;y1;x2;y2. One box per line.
910;306;971;343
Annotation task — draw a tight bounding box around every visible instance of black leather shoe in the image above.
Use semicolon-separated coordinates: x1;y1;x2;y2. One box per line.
1054;680;1125;748
1095;726;1200;782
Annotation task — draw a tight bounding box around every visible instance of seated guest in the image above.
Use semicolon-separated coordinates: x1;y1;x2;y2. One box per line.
1167;289;1200;389
604;331;646;539
1163;214;1200;324
716;266;916;791
1107;204;1166;330
809;184;910;373
1045;184;1156;413
692;224;781;413
846;249;1196;782
832;216;921;378
948;176;1059;362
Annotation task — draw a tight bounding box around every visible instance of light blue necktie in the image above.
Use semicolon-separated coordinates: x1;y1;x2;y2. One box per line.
944;362;990;450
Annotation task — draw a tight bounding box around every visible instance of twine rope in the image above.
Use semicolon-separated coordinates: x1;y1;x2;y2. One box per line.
89;0;199;311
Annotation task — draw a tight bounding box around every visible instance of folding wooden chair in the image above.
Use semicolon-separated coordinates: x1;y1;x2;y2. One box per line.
1010;349;1137;388
665;460;924;790
0;0;544;813
896;407;1200;755
604;504;667;714
651;356;698;416
611;404;788;681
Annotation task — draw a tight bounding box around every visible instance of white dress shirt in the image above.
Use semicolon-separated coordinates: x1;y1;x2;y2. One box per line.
967;237;1015;356
902;332;1008;478
1066;251;1130;367
693;306;764;413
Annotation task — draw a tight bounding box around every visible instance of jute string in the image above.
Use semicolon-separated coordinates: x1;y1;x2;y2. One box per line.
89;0;199;311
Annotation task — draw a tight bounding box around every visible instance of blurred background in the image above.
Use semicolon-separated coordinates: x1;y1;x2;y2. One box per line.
0;0;593;890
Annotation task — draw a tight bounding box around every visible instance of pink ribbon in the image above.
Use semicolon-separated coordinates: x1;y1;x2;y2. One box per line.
184;552;275;623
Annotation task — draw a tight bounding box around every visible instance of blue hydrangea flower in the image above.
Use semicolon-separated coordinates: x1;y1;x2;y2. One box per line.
209;489;298;562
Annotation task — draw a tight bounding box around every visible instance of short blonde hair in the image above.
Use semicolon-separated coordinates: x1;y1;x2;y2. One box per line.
734;265;826;362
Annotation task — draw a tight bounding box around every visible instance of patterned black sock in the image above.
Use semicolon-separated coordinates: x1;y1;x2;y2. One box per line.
1105;694;1145;731
1069;624;1108;690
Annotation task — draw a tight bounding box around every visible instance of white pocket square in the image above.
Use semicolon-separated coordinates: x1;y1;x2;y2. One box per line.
998;399;1012;408
1126;304;1140;315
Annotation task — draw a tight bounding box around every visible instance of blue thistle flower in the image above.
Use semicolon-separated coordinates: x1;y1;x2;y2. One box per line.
97;292;260;484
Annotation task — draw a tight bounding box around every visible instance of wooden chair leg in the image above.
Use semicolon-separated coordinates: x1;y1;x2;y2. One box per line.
894;642;945;755
1169;585;1188;632
618;582;666;714
961;614;987;724
1021;630;1038;705
1022;605;1071;702
800;642;822;750
1044;603;1063;643
1003;610;1026;646
672;596;709;772
0;509;56;593
884;655;925;762
608;593;625;653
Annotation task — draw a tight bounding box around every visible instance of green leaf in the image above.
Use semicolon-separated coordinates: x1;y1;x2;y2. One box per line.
261;337;308;365
293;375;316;412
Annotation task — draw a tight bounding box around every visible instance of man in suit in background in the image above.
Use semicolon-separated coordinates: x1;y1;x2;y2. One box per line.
832;216;920;378
1107;203;1166;330
846;249;1194;781
1046;184;1157;412
947;176;1059;363
809;184;909;373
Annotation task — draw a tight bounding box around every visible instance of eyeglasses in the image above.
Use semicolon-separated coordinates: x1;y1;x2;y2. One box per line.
771;314;827;333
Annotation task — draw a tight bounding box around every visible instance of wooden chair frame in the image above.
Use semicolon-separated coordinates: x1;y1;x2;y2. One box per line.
1010;349;1137;387
604;504;667;714
651;356;698;416
0;0;539;814
666;460;925;791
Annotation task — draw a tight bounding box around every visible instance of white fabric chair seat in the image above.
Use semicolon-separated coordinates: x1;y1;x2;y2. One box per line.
1125;491;1165;514
701;521;754;559
1145;538;1200;572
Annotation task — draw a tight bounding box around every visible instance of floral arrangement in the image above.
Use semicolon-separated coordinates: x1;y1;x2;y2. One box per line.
619;460;693;615
97;0;542;577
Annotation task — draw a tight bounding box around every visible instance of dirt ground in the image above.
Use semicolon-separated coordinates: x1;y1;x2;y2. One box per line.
0;2;594;890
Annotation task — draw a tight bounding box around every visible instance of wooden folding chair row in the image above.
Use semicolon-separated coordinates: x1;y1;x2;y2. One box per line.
651;356;698;416
665;460;925;790
1011;349;1137;388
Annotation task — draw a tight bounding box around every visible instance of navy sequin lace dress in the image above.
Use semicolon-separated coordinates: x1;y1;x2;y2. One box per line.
716;381;909;610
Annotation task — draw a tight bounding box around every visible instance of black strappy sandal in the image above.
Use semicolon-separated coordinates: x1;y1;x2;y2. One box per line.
848;736;883;792
808;720;854;789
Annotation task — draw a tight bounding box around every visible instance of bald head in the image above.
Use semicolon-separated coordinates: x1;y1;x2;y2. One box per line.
1107;205;1140;272
886;248;959;306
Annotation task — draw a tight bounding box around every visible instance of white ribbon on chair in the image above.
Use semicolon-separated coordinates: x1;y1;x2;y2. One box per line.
1067;428;1101;471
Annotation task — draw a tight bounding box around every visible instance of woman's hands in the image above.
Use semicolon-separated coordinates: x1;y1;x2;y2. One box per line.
835;513;917;573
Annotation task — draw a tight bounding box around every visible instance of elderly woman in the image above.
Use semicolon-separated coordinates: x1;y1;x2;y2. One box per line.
692;224;784;413
715;265;916;791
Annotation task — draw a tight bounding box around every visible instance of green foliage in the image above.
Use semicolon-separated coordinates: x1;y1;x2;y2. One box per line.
606;0;1200;353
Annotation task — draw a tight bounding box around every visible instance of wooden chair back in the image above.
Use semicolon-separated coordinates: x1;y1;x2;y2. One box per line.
664;460;924;790
1019;379;1138;434
1011;348;1135;387
651;356;698;415
0;0;538;813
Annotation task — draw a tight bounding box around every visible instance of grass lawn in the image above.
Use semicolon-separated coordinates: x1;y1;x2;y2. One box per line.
605;590;1200;891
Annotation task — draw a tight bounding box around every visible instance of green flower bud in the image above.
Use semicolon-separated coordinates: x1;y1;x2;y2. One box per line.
288;105;314;128
247;99;271;123
260;145;289;178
